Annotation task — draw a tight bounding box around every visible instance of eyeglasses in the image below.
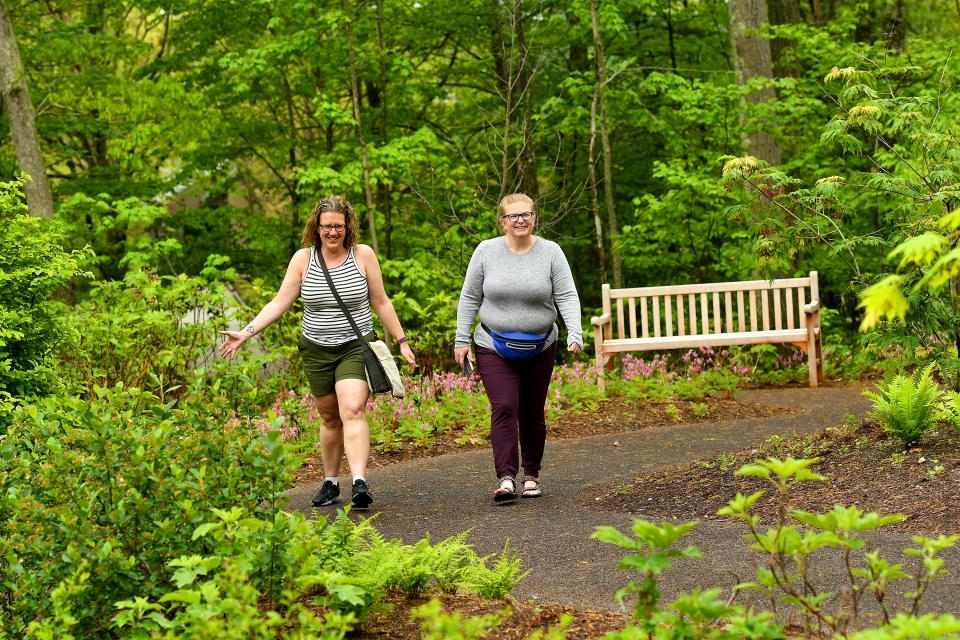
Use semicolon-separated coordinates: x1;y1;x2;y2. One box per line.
501;212;534;222
319;224;346;233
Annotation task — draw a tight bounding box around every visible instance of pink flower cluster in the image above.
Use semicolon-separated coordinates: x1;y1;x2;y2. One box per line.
253;389;317;441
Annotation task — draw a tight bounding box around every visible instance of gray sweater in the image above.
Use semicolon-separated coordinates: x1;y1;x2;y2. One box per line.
455;237;583;351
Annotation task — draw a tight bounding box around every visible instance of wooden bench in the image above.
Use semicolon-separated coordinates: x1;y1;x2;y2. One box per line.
590;272;823;390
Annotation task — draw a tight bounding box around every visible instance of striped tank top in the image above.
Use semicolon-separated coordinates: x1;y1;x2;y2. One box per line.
301;246;374;346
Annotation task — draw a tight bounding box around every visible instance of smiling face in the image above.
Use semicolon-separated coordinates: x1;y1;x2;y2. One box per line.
317;211;348;250
499;198;536;240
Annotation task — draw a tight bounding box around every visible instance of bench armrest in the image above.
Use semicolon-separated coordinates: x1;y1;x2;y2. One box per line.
803;300;820;314
591;313;611;327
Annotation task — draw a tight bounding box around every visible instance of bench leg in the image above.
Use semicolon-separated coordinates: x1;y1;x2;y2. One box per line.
807;327;819;388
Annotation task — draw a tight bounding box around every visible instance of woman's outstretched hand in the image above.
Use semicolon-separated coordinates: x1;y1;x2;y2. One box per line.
399;341;416;368
218;330;251;360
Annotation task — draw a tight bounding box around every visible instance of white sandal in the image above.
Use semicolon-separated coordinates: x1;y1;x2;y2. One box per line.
521;476;542;498
494;476;518;503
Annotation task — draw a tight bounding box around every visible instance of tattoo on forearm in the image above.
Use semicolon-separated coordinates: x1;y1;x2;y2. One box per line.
244;325;255;334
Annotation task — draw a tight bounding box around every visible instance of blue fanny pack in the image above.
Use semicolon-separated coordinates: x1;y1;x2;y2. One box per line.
482;324;551;361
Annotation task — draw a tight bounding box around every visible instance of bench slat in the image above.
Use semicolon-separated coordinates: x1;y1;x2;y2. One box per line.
725;291;733;333
653;296;661;338
617;298;625;340
737;291;745;332
665;295;673;337
700;293;709;335
786;288;795;330
798;288;806;329
641;296;649;338
749;290;758;331
688;293;696;336
677;295;685;336
629;298;637;339
602;329;811;352
761;289;770;331
712;292;721;334
774;288;782;331
608;277;813;298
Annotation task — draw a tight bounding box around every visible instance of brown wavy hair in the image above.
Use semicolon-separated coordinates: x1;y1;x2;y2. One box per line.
301;195;359;250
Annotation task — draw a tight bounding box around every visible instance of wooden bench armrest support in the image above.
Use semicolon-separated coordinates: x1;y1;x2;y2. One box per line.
591;313;611;327
804;300;820;314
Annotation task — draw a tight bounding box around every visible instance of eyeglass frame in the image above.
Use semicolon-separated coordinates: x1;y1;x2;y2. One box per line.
500;211;535;223
319;224;346;233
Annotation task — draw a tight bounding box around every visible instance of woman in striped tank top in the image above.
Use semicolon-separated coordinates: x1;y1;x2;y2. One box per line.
218;196;416;510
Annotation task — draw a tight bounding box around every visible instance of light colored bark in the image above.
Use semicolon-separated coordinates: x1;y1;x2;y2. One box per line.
0;0;54;218
729;0;781;165
592;0;621;287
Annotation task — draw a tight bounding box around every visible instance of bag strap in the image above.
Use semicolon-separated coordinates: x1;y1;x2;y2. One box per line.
315;248;372;345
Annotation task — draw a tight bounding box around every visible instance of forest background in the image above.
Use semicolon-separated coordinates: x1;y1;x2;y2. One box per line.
4;0;958;377
4;2;960;637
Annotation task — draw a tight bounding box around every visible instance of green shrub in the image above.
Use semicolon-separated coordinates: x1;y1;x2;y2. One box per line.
0;178;90;427
864;364;941;448
0;382;291;637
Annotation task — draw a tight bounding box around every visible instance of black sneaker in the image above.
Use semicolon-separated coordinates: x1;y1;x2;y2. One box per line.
351;479;374;509
311;480;341;507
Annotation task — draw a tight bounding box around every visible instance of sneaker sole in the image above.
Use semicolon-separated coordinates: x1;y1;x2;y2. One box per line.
351;493;373;509
312;497;341;507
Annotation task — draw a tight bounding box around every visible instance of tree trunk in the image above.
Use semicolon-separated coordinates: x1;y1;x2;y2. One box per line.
592;0;621;287
588;59;608;287
513;0;539;199
374;0;393;258
767;0;803;75
490;0;513;200
0;0;54;218
729;0;781;166
345;0;379;253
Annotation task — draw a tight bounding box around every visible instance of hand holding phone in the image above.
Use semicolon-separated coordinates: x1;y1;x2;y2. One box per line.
462;356;473;377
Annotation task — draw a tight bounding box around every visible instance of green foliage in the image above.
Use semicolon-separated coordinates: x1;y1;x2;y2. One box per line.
462;541;528;600
56;260;304;414
864;363;941;448
592;520;702;626
719;457;957;637
412;598;508;640
0;179;90;427
0;382;291;637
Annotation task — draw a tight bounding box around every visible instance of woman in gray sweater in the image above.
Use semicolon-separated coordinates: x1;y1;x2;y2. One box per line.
454;193;583;503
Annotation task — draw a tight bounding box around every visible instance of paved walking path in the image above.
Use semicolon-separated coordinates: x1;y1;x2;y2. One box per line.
286;386;960;615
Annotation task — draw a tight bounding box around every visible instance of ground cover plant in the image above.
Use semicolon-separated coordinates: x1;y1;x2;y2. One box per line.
592;460;960;639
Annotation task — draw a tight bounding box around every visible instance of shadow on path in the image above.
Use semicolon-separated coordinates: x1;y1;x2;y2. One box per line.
286;386;960;614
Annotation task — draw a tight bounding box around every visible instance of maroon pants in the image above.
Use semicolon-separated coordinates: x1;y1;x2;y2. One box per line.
475;343;557;480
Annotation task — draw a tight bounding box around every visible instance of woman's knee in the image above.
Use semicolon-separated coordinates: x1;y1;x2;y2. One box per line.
313;394;342;427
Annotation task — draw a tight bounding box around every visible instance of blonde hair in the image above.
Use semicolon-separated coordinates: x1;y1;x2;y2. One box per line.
301;195;359;250
498;193;536;217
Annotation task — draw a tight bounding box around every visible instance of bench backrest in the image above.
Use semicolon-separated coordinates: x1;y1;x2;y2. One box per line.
601;272;819;341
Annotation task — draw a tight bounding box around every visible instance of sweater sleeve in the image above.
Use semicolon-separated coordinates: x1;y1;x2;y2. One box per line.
551;244;583;347
455;243;485;347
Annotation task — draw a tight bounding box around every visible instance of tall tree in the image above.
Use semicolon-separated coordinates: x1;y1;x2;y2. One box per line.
345;0;380;253
729;0;781;165
591;0;621;287
0;0;53;218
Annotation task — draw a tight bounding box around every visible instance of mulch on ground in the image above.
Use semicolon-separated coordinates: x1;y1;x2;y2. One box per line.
293;394;790;486
350;592;629;639
595;418;960;534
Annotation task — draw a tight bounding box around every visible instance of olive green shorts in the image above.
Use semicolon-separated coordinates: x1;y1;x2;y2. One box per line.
297;333;374;396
